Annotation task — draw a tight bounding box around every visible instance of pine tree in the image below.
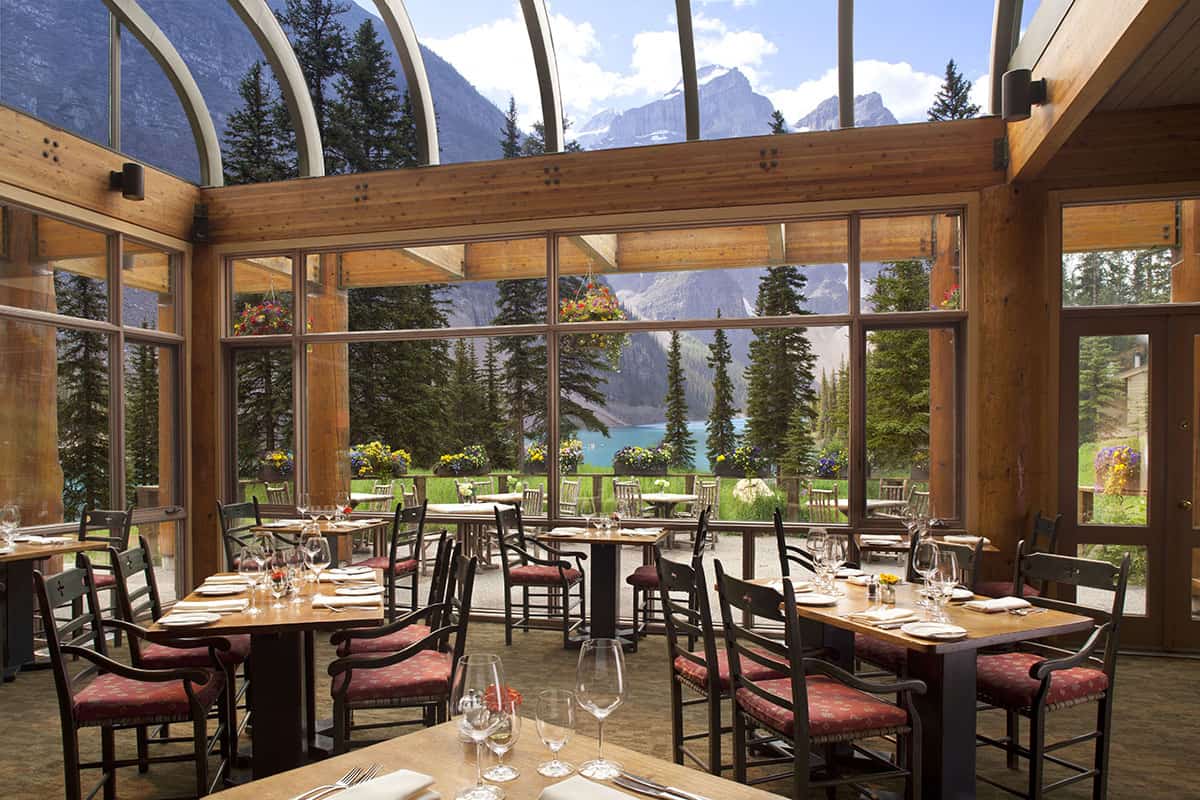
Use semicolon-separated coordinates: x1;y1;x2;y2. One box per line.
499;96;522;159
780;400;815;476
833;358;850;445
663;332;695;468
328;20;418;174
236;349;294;479
927;59;980;121
705;319;739;464
124;335;159;502
493;278;547;464
481;338;514;468
769;109;788;134
223;61;293;185
521;119;583;154
445;339;483;452
1078;337;1122;444
276;0;350;171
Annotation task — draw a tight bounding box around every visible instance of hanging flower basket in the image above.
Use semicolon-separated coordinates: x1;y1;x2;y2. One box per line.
234;298;294;336
1094;446;1141;495
433;445;490;477
559;280;629;368
714;445;770;478
259;450;294;482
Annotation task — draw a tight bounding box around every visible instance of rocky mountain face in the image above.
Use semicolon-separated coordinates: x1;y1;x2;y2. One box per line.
793;91;899;131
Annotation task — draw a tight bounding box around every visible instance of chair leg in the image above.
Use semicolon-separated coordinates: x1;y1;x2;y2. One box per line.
504;586;513;646
732;709;747;785
522;587;531;632
706;690;721;776
332;697;348;755
1006;710;1020;770
1027;708;1046;800
101;725;117;800
629;588;639;653
1093;695;1114;799
193;715;209;797
669;677;684;765
136;725;150;773
63;725;83;800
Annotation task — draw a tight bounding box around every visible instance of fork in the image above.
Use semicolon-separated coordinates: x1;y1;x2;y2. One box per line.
296;764;382;800
1009;607;1048;616
288;766;364;800
321;604;382;613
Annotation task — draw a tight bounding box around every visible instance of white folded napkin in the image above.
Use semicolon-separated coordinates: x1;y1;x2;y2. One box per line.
848;606;920;624
313;593;383;608
862;535;903;545
174;599;249;613
540;775;636;800
963;596;1030;613
943;534;992;546
319;570;378;582
263;519;305;527
836;567;865;578
332;770;435;800
14;535;72;543
846;574;873;586
620;528;663;536
766;579;813;594
201;574;250;584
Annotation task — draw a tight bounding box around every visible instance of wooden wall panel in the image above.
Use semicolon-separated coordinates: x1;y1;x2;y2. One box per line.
1062;200;1177;251
1041;106;1200;189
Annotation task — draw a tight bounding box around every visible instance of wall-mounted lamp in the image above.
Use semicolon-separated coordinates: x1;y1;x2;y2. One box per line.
1001;68;1048;122
109;162;145;201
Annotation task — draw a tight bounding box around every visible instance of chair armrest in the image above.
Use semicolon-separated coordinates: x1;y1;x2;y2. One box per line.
507;543;575;571
1030;624;1107;679
60;644;213;685
329;604;445;645
101;617;193;645
535;542;588;561
804;657;927;696
327;624;454;676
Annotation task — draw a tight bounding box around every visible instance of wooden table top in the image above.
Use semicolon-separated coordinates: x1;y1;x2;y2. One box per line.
0;538;100;564
426;502;515;515
252;518;390;537
212;719;776;799
750;577;1094;654
477;492;524;505
540;527;669;546
837;498;907;511
350;492;394;503
850;533;1001;554
641;492;698;504
146;573;383;638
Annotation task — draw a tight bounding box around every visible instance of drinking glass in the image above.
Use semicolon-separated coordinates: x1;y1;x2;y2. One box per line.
335;492;351;522
307;536;332;579
268;558;289;609
0;504;19;549
536;689;576;777
239;546;263;616
484;699;522;782
931;551;959;622
297;492;311;521
825;536;848;596
284;547;305;603
451;654;507;800
300;523;323;581
807;529;828;589
576;638;626;780
912;538;940;608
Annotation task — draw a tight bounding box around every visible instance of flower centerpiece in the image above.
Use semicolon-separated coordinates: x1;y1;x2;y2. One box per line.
652;478;670;491
613;443;672;476
524;439;583;474
559;281;630;368
434;444;489;477
259;450;294;481
1094;445;1141;496
816;444;848;479
349;441;410;479
732;478;779;519
233;297;294;336
715;444;770;478
878;572;901;603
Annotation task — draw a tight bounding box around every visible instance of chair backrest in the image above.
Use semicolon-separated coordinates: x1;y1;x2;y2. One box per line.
807;485;838;524
493;506;529;573
903;532;984;590
559;478;580;515
690;508;710;560
522;487;545;515
879;478;907;502
368;482;394;511
773;508;815;578
33;562;109;722
658;551;719;689
217;498;262;570
908;488;930;517
1030;511;1062;553
373;482;393;496
441;546;478;663
76;507;134;572
384;500;426;618
265;484;292;505
472;478;494;498
613;480;642;517
109;537;165;663
401;483;419;509
696;481;719;519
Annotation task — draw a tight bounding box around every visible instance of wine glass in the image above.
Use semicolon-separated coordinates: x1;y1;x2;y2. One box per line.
239;545;263;616
335;491;352;521
451;654;507;800
576;638;626;780
284;546;305;603
825;536;848;595
536;689;576;777
931;551;960;622
267;553;289;609
484;696;522;782
0;504;19;549
806;528;828;588
296;492;310;521
307;536;332;580
300;522;323;581
912;538;940;608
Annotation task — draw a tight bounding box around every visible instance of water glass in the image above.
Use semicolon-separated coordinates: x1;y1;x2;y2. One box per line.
576;639;626;780
307;536;332;578
536;689;576;777
912;538;940;608
0;504;19;549
451;654;507;800
335;491;352;521
825;536;848;595
931;551;960;622
268;563;288;609
297;492;311;520
484;700;522;782
239;546;263;616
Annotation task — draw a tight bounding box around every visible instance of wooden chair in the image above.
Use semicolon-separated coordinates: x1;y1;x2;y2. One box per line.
110;537;251;772
907;487;931;518
714;563;924;798
806;485;838;523
978;512;1063;598
679;481;720;547
975;543;1130;799
614;479;646;518
522;487;545;516
401;483;419;509
494;506;587;648
215;499;262;571
74;507;135;639
876;478;908;519
626;510;709;648
35;561;230;799
327;543;477;752
351;501;429;616
559;478;581;516
264;484;291;505
773;508;816;578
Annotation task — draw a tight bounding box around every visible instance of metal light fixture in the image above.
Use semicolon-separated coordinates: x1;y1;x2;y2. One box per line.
109;162;145;201
1001;68;1048;122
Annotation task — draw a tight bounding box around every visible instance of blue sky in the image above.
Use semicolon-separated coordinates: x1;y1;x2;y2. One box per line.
355;1;1034;130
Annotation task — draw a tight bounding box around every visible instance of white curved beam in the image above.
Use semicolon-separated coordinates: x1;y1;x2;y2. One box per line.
227;0;325;177
988;0;1023;115
102;0;225;186
371;1;440;165
837;0;854;127
675;0;700;141
520;0;564;153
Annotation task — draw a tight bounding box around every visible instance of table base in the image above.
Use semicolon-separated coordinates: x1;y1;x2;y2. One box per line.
1;561;34;682
248;630;315;779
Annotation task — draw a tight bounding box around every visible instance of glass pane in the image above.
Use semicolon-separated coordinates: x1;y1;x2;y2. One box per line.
133;520;180;603
861;212;962;312
307;239;548;332
235;348;294;504
122;241;177;332
1076;544;1147;617
231;256;294;336
866;326;959;520
123;341;176;509
558;220;848;324
0;207;110;321
1077;335;1149;526
1192;547;1200;621
1061;200;1183;307
121;22;199;182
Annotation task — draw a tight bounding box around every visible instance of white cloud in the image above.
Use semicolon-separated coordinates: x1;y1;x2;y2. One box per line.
689;13;776;86
696;0;758;7
769;60;945;124
969;72;991;116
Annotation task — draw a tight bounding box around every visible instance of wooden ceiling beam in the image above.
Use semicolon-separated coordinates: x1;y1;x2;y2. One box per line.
766;224;786;263
1062;201;1178;252
401;244;465;279
565;234;618;272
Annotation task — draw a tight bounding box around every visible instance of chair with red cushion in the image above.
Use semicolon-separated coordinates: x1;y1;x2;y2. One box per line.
352;500;436;616
977;512;1062;599
327;543;477;753
111;537;251;772
72;507;134;642
494;506;587;648
714;562;925;798
626;510;709;649
35;560;231;800
975;541;1130;798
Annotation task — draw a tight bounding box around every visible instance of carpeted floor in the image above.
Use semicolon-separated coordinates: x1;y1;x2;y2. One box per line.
2;621;1197;798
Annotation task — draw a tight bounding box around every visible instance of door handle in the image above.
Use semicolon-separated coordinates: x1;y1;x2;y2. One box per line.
1180;499;1193;510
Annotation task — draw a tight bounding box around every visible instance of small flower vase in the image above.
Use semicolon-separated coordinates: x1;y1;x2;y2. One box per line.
880;584;896;604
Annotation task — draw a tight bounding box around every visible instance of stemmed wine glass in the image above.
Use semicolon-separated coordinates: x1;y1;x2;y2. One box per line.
239;545;263;616
912;538;940;608
452;654;507;800
825;536;848;596
536;689;576;777
335;491;352;522
484;696;522;782
307;536;332;581
297;492;311;522
576;638;626;780
806;528;828;589
930;550;960;622
0;504;19;550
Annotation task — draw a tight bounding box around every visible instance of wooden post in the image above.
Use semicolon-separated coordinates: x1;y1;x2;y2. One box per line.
1171;200;1200;597
785;476;802;522
156;302;176;565
306;255;350;505
189;243;223;584
929;213;959;517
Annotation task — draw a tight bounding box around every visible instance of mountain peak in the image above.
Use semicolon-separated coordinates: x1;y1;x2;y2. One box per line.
793;92;899;132
664;64;746;100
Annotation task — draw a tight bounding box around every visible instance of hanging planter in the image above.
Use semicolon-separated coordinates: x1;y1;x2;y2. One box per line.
233;297;293;336
559;277;629;369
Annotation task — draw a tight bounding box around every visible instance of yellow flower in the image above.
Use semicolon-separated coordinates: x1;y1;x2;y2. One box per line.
716;454;726;462
878;573;900;585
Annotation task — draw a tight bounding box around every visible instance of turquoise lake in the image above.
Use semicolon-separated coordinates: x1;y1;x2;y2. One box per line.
572;418;748;472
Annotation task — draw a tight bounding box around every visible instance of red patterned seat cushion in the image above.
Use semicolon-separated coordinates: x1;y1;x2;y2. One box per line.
735;676;909;742
674;648;787;692
977;580;1041;599
625;564;659;588
333;649;453;706
976;651;1108;710
854;633;907;673
74;670;225;726
141;634;251;668
508;564;582;585
338;624;433;656
92;572;116;589
353;556;419;576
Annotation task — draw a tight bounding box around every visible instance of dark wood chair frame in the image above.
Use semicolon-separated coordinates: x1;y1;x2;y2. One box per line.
216;498;262;571
379;501;437;619
773;508;859;578
629;509;709;646
714;562;925;798
327;544;477;753
35;560;231;800
74;506;135;643
494;506;588;648
975;542;1130;800
903;530;985;592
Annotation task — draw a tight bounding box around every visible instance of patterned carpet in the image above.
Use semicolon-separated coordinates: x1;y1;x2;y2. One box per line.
1;620;1197;798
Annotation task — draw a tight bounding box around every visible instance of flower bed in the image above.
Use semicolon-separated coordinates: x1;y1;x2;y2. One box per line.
434;445;490;477
714;445;770;477
349;441;410;478
524;439;583;474
815;444;848;479
613;443;671;476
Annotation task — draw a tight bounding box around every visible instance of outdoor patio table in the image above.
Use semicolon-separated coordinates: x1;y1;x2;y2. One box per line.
640;491;698;518
349;491;394;506
475;491;524;506
252;517;390;567
425;502;514;569
749;577;1094;799
836;497;908;516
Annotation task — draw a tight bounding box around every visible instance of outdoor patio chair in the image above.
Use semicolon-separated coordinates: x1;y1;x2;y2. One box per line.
559;478;581;516
614;479;651;518
678;481;720;547
806;485;839;523
264;484;292;505
907;487;931;518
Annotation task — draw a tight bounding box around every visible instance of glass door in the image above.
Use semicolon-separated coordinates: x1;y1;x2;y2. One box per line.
1165;316;1200;650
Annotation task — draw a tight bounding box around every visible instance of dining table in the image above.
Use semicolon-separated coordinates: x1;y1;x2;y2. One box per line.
639;492;697;519
476;491;525;506
1;536;106;681
539;526;668;649
425;502;514;570
750;576;1095;799
837;497;908;516
252;518;391;567
211;718;778;799
147;572;384;779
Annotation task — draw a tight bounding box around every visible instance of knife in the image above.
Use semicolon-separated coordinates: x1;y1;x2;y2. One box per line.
613;776;671;798
619;771;712;800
